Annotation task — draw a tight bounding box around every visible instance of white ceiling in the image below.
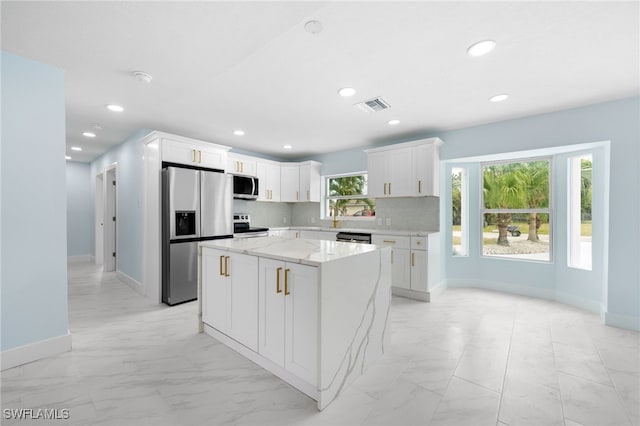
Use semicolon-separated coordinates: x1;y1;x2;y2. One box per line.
2;1;639;163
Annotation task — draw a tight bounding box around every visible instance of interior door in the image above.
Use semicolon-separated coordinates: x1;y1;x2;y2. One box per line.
104;167;117;271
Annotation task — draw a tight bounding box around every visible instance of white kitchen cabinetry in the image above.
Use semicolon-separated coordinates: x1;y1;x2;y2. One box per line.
162;137;229;170
228;154;257;177
201;247;258;351
280;161;321;202
256;160;281;201
366;138;442;198
373;234;437;300
258;258;318;386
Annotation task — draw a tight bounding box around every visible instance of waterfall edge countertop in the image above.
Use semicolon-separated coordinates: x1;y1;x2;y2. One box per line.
199;236;377;266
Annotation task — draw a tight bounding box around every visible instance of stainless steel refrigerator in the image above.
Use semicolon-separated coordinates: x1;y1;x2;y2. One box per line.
161;166;232;305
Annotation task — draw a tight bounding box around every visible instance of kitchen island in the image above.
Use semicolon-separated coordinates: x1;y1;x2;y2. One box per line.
197;236;391;410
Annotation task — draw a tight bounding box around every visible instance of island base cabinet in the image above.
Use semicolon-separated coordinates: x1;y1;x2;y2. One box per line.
202;247;258;351
258;258;318;387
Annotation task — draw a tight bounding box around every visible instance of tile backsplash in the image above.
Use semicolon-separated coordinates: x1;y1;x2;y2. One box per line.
233;200;292;227
290;197;439;231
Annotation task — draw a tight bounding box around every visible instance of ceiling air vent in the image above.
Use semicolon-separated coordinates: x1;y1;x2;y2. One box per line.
354;97;391;113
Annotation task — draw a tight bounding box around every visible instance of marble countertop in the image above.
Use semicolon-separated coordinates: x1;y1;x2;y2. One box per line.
269;226;437;237
200;236;379;266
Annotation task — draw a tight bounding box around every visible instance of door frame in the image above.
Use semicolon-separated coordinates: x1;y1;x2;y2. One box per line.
104;164;117;272
94;172;104;265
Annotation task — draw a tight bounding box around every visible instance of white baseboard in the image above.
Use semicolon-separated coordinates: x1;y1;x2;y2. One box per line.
604;312;640;331
67;255;92;263
392;287;430;302
446;278;556;301
116;270;143;296
1;332;72;371
553;290;602;315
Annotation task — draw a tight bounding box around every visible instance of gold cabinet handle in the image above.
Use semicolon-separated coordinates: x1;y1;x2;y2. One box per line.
307;190;310;200
199;150;202;163
411;252;415;267
276;267;282;293
388;182;391;194
418;180;422;193
284;268;290;295
296;191;299;201
384;183;387;195
391;250;394;264
219;255;225;276
224;256;230;277
192;149;197;162
383;240;396;244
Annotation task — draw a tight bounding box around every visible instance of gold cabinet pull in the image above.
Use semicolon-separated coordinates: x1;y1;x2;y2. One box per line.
276;267;283;293
224;256;230;277
192;149;197;162
296;191;299;201
391;250;394;264
198;150;202;163
411;252;415;267
383;240;396;244
307;190;310;200
384;183;387;195
284;268;290;295
388;182;391;194
219;255;225;276
418;180;422;193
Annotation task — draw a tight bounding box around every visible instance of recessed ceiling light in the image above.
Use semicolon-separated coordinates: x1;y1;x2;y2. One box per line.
233;130;245;136
304;20;323;34
106;104;124;112
133;71;153;83
82;132;96;138
387;119;400;126
283;145;292;150
338;87;356;97
467;40;496;57
71;146;82;151
489;94;509;103
65;156;72;160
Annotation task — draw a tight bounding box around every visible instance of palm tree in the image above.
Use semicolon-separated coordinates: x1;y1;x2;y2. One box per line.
518;161;549;241
483;165;525;246
328;175;374;216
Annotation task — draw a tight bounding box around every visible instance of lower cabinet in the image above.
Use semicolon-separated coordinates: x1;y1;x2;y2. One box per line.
201;248;258;351
258;258;318;386
372;234;430;297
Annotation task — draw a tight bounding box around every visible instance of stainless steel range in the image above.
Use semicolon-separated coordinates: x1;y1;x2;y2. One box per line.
233;213;269;238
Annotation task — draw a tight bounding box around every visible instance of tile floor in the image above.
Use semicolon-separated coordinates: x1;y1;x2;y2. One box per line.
1;262;638;426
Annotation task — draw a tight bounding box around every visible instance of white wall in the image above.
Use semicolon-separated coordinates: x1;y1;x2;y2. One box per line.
66;162;92;258
1;52;70;360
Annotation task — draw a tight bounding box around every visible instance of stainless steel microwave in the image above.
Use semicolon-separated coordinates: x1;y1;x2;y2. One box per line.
232;175;258;200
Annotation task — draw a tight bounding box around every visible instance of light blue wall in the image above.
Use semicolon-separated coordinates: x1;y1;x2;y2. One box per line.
66;162;92;257
90;129;151;283
1;52;69;351
438;97;639;327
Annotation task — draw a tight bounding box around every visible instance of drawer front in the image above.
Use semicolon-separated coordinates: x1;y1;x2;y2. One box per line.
411;236;428;250
372;235;410;250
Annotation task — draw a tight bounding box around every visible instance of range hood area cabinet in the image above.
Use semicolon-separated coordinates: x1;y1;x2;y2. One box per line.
366;138;443;198
280;161;321;202
227;153;257;177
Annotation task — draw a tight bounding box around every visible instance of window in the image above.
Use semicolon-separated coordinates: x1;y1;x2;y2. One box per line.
452;167;468;256
324;173;375;219
481;158;551;261
568;154;592;270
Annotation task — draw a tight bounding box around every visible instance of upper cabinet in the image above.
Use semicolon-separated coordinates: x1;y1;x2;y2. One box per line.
366;138;443;198
161;134;230;170
256;160;281;202
281;161;321;202
228;153;257;177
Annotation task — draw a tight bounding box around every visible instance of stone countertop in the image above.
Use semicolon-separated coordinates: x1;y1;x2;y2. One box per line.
200;236;379;267
269;226;438;237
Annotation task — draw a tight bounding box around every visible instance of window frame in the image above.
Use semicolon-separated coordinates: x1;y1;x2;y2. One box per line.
322;171;375;220
568;153;593;270
480;156;553;263
451;166;469;257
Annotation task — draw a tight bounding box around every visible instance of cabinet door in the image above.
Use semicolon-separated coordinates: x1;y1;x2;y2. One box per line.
256;162;269;201
410;249;428;292
367;151;387;198
198;145;227;170
280;165;300;202
202;248;228;331
284;263;318;386
413;144;439;196
266;163;281;201
299;163;320;202
228;253;259;351
162;139;198;166
388;146;413;197
258;258;286;366
391;248;411;289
